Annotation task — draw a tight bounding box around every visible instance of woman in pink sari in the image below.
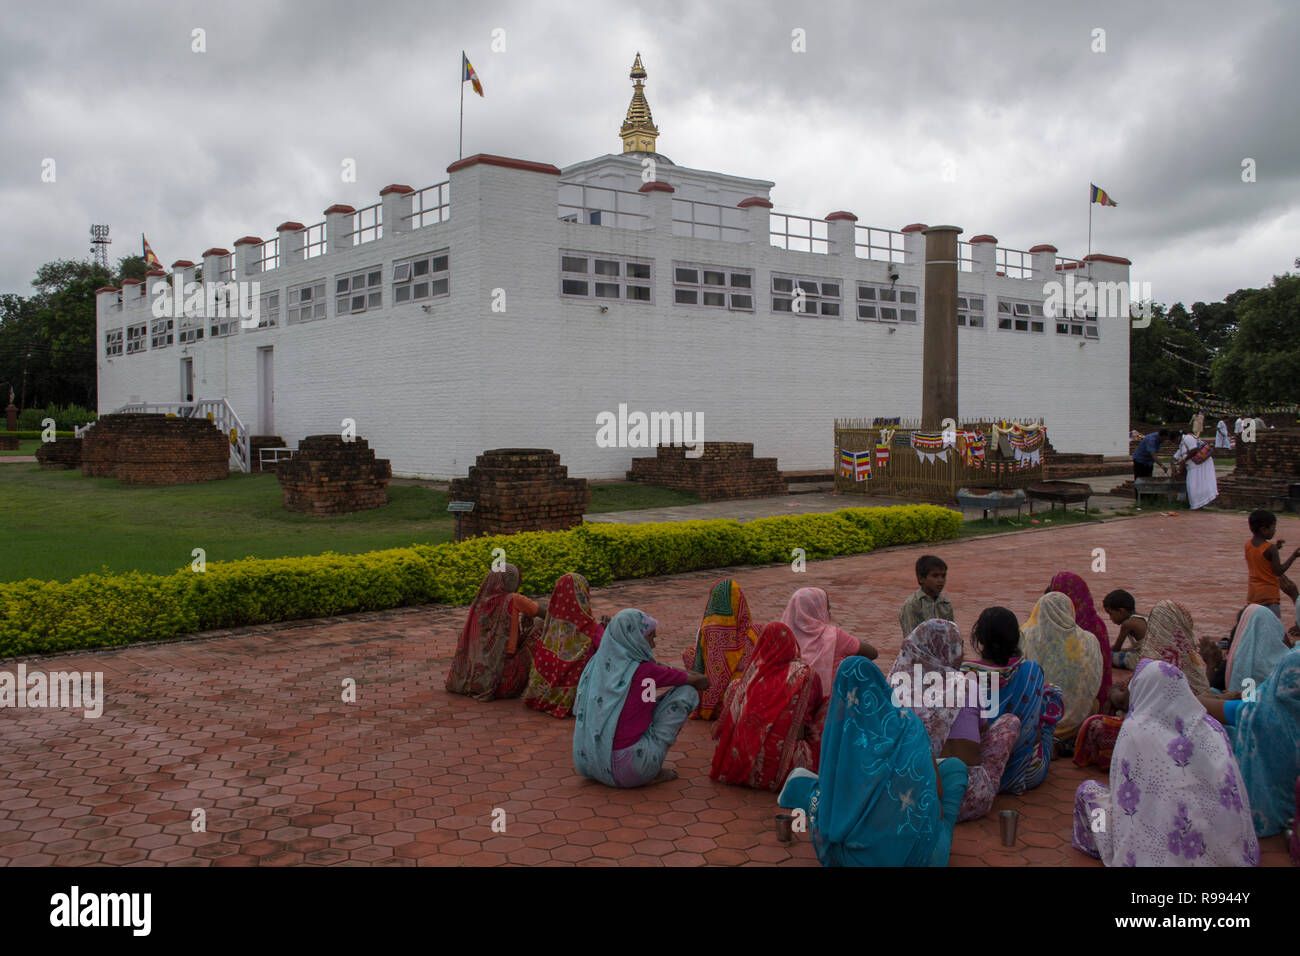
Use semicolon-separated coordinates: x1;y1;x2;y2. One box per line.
1049;570;1112;708
445;564;546;702
780;588;876;694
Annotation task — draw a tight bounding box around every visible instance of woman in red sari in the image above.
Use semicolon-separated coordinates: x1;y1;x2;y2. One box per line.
445;563;546;702
522;573;605;718
710;622;823;791
1048;570;1113;709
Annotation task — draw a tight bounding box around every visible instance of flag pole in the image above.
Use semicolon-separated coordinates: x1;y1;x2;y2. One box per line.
1087;184;1093;259
458;53;465;160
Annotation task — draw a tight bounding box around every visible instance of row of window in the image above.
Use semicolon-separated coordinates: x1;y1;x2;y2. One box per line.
106;250;451;355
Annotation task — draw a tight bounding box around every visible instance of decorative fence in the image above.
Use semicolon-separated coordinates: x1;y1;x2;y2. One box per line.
833;417;1046;501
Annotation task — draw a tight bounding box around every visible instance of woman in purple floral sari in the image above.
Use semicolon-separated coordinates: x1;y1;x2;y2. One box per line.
1071;658;1260;867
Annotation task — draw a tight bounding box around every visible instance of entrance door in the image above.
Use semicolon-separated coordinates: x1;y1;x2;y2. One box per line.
180;357;194;402
256;346;274;435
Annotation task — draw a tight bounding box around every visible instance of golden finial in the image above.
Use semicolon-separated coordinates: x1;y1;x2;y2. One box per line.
620;53;658;154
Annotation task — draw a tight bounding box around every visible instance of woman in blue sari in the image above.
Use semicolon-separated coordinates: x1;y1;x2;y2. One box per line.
777;656;968;866
573;608;706;788
1200;646;1300;837
961;606;1063;793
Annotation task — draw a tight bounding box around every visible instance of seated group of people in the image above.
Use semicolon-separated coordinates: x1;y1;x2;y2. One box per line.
444;561;1300;867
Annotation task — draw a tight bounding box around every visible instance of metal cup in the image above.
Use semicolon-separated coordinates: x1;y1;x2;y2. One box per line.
776;813;794;843
999;809;1019;846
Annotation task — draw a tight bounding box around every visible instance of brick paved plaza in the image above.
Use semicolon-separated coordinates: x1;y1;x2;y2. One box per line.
0;511;1292;866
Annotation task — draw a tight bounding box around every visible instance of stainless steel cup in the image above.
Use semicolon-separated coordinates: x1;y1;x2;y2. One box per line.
999;809;1019;846
776;813;794;843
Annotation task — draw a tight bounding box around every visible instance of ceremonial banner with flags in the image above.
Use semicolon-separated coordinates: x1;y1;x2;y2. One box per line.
462;53;483;96
839;448;871;481
141;234;162;270
1090;184;1118;207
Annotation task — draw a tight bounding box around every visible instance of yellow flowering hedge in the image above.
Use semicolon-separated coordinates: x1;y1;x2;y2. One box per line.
0;504;960;657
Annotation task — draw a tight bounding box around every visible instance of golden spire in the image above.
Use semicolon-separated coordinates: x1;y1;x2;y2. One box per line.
620;52;659;153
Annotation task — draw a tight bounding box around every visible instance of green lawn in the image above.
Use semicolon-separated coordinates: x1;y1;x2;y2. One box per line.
0;465;700;583
957;506;1100;538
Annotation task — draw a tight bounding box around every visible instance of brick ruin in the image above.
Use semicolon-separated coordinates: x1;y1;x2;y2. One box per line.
249;435;288;472
447;448;589;538
275;435;391;514
1216;427;1300;510
80;413;229;484
627;442;788;501
35;437;83;470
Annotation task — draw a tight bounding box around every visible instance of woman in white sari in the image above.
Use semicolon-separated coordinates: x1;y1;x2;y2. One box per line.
1173;430;1218;510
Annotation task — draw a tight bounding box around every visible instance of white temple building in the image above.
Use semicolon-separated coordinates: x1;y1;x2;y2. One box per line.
95;54;1132;478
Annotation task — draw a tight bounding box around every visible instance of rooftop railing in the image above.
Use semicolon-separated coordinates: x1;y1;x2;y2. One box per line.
253;237;279;272
995;246;1034;280
303;221;327;259
957;241;975;272
769;213;829;254
406;180;451;229
854;226;906;264
557;182;649;229
670;198;747;242
347;203;383;244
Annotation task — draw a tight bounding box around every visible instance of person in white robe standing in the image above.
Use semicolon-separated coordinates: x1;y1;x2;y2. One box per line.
1215;419;1233;449
1173;431;1218;510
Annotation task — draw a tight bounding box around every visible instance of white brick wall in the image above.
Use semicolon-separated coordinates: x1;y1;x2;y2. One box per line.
97;154;1131;480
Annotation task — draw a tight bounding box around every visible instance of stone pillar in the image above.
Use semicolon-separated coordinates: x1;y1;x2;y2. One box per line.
201;247;230;283
921;225;962;430
738;196;773;245
379;185;414;238
825;211;857;259
639;180;675;232
901;223;928;266
969;234;997;274
233;236;263;277
1030;243;1057;280
324;204;356;253
275;222;304;268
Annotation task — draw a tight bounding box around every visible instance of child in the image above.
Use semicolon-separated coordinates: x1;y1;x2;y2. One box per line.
1103;589;1148;670
899;555;955;636
1245;509;1300;621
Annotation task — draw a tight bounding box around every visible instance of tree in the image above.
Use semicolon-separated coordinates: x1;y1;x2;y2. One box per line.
1211;274;1300;405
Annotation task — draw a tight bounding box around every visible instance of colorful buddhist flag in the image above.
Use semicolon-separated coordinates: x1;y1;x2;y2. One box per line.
463;53;483;97
141;234;162;270
1090;184;1118;207
839;448;871;481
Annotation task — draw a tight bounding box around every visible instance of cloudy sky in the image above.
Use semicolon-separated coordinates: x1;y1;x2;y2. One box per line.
2;0;1296;306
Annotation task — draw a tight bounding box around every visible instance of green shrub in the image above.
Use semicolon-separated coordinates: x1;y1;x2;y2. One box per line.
0;431;77;441
0;504;960;657
17;405;97;431
742;513;872;563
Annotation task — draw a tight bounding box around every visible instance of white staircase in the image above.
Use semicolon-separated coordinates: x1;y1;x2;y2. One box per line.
108;398;251;473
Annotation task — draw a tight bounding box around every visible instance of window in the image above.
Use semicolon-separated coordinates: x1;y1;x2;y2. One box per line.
336;267;383;315
177;321;204;345
288;280;326;324
252;290;279;330
998;299;1045;333
958;294;985;328
126;323;147;354
1055;304;1100;339
672;263;754;311
559;252;653;302
393;250;450;304
857;282;919;322
773;274;841;317
105;329;123;357
150;317;173;349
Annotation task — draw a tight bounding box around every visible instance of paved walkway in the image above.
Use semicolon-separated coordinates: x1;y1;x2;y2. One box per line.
1;511;1292;866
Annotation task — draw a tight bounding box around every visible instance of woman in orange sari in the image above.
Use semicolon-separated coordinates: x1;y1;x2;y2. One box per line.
522;573;605;718
445;563;546;702
710;622;823;791
683;579;761;720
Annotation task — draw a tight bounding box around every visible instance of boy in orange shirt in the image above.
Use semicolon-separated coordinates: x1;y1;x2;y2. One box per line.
1245;509;1300;620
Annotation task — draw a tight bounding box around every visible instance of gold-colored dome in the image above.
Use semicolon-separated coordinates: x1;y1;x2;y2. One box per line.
620;52;659;154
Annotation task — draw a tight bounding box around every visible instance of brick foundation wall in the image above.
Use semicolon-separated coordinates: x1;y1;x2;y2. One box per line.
627;442;788;501
81;413;154;478
249;435;288;472
115;417;230;485
35;438;83;470
447;448;589;537
275;435;392;514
